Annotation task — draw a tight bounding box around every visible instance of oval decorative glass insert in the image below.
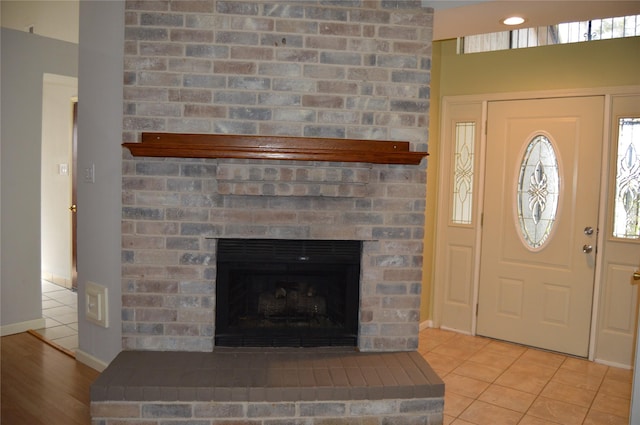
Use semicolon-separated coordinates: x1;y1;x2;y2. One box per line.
517;134;560;249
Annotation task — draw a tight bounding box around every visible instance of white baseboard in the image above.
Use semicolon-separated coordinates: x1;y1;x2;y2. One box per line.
1;318;46;336
41;271;72;289
440;325;473;336
419;320;434;330
75;349;109;372
594;358;632;370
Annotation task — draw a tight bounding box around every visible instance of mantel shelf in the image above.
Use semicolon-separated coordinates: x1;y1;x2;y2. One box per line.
122;133;428;165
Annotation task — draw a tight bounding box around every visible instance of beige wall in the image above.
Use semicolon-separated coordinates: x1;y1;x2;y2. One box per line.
1;0;79;44
421;36;640;321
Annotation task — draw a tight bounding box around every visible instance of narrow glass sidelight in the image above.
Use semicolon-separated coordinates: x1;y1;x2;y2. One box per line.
613;117;640;239
517;134;560;249
452;122;475;224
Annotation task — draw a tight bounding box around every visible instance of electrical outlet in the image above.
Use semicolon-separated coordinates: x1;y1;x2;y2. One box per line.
85;281;108;328
84;163;95;183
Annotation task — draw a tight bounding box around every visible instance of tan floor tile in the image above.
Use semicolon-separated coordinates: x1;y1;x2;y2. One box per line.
527;396;588;425
510;357;560;378
458;400;523;425
450;419;476;425
420;327;631;425
561;356;608;377
482;339;527;358
518;415;563;425
443;373;490;399
599;376;632;400
453;360;504;383
444;391;474;417
519;348;566;369
468;348;519;370
540;380;596;408
583;409;629;425
590;392;631;417
422;328;459;345
443;414;457;425
478;384;536;413
551;366;605;391
494;368;551;395
432;336;489;361
605;367;633;383
422;351;464;376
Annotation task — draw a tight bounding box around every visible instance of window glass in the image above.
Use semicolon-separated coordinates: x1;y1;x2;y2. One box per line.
517;135;560;249
613;117;640;239
452;122;475;224
461;14;640;54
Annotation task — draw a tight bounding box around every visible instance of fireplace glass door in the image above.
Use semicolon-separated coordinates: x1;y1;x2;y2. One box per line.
215;239;361;347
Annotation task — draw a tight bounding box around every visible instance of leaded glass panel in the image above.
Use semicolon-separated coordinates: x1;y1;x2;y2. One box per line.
452;122;475;224
613;117;640;239
517;135;560;249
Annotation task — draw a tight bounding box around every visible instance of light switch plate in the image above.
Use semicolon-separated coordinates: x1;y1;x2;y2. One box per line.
85;281;108;328
58;163;69;176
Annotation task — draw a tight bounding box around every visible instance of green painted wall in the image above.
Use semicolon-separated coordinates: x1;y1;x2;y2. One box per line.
422;36;640;323
439;36;640;96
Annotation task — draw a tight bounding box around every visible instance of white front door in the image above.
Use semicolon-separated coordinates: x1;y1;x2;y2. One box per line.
477;96;604;357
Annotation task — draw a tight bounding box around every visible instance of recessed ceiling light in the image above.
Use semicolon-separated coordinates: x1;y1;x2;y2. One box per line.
502;16;526;26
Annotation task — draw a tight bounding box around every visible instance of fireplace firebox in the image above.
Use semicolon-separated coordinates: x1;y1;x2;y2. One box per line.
215;239;361;347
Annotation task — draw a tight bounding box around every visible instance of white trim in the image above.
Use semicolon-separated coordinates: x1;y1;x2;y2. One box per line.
436;85;640;362
588;94;613;362
471;100;489;337
440;325;473;336
442;85;640;105
75;349;109;372
419;320;434;330
594;358;633;370
1;318;46;336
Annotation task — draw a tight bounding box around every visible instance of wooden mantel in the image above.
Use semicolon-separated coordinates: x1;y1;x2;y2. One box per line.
122;133;428;165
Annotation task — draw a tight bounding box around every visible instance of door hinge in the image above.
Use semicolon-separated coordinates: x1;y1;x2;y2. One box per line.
476;304;479;316
480;212;484;227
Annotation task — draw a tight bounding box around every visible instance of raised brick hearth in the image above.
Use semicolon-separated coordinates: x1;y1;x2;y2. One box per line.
93;0;440;423
91;349;444;424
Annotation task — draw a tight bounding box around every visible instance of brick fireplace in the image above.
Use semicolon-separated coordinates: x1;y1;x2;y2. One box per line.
92;1;442;423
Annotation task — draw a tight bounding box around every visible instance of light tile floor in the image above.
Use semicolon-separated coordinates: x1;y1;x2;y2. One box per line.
35;280;78;352
419;328;632;425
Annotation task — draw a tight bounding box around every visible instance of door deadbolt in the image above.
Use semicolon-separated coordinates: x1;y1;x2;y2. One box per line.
584;227;594;236
69;204;77;213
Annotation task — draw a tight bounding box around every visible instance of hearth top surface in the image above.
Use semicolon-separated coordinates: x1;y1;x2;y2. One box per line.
91;348;444;403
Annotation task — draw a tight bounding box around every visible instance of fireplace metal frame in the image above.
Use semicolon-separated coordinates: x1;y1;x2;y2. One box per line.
215;238;362;347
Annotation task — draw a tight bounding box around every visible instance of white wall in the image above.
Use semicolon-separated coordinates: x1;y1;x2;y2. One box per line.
41;74;77;287
0;29;77;334
75;0;124;369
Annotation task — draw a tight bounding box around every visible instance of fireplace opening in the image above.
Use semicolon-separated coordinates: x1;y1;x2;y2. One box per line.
215;239;361;347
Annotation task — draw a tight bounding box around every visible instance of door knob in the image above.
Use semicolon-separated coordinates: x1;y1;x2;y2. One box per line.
634;272;640;281
582;244;593;253
69;204;77;213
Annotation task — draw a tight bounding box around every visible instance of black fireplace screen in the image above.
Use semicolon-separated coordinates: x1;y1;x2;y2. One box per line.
215;239;361;347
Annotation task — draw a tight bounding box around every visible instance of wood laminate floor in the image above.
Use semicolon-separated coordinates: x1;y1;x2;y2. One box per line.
1;332;99;425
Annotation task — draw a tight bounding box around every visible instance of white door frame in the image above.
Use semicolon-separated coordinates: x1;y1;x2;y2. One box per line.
432;85;640;362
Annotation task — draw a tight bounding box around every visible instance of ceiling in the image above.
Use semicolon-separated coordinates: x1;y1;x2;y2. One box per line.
426;0;640;40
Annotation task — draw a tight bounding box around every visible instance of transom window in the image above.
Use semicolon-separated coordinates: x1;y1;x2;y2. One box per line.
461;14;640;54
